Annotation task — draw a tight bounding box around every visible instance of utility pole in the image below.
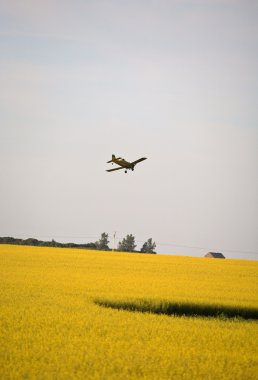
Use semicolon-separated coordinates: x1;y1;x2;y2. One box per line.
113;231;116;252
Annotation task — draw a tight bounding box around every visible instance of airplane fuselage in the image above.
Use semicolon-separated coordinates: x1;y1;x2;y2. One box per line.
112;157;133;170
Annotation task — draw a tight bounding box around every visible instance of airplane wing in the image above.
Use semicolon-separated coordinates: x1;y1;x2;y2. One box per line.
131;157;147;165
106;167;124;172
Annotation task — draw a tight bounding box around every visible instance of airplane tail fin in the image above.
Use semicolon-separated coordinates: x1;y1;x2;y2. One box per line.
107;154;116;163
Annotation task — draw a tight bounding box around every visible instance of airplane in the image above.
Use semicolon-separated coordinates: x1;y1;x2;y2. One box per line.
106;154;147;173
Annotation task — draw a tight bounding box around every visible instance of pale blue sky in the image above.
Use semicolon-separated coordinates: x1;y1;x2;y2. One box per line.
1;0;257;259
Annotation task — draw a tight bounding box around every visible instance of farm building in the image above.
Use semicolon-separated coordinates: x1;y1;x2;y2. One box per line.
205;252;225;259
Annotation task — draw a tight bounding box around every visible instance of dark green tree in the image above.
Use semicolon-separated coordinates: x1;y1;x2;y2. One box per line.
140;238;156;254
24;238;39;246
96;232;110;250
118;234;136;252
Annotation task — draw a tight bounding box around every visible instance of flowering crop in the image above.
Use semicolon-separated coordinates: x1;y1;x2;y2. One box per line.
0;245;257;379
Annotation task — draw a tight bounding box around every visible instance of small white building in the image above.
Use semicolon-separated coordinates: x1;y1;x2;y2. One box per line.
205;252;225;259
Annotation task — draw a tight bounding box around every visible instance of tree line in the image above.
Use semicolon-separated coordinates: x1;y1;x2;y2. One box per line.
0;233;156;254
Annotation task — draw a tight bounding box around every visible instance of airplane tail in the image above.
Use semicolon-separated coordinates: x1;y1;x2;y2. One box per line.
107;154;116;163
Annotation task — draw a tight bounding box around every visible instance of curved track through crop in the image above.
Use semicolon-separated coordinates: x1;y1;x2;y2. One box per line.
95;298;258;319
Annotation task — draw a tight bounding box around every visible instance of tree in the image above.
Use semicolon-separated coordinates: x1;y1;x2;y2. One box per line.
140;238;156;254
118;234;136;252
24;238;39;246
96;232;110;250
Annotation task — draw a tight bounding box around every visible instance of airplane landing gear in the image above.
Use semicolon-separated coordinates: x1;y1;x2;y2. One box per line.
125;170;127;173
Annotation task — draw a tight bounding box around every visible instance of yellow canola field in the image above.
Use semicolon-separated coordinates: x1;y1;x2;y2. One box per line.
0;244;257;380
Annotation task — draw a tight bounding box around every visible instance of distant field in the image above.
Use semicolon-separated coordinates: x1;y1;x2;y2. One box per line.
0;245;257;379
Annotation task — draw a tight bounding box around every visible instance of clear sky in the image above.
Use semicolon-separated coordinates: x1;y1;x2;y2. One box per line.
1;0;257;259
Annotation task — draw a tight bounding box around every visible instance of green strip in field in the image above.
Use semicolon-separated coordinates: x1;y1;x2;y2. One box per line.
95;299;258;320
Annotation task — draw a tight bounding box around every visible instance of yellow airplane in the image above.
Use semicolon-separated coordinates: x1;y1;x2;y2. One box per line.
106;154;147;173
